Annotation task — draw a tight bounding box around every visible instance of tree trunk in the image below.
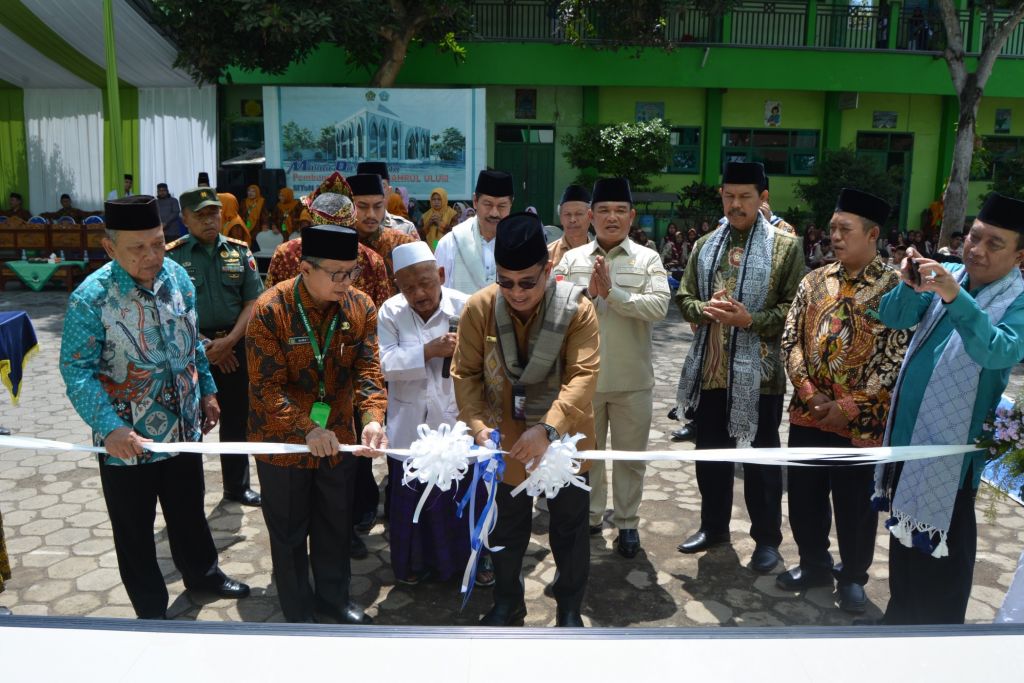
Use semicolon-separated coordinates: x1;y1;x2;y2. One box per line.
941;85;982;246
370;24;419;87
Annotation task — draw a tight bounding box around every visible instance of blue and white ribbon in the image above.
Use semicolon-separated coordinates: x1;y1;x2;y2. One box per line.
456;430;505;609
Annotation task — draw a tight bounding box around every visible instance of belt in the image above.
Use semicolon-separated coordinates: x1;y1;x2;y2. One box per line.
200;328;231;340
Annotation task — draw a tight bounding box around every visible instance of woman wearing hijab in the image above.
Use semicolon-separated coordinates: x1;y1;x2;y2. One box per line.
388;191;411;220
419;186;458;250
271;187;307;238
219;192;251;245
241;185;266;236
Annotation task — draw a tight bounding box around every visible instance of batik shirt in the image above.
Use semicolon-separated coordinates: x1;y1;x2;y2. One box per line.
246;277;387;469
264;239;391;308
60;260;217;465
782;257;909;446
677;224;804;395
361;226;417;293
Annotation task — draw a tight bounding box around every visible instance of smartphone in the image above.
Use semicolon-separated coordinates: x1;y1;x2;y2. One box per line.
908;258;922;286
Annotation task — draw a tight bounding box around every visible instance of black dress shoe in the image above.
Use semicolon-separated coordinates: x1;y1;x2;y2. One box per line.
616;529;641;558
0;606;12;616
354;511;376;534
589;523;603;535
677;530;730;554
556;608;584;627
318;602;374;625
224;488;262;507
351;534;369;559
197;576;251;599
480;601;527;626
749;545;782;574
775;566;834;591
837;582;868;614
671;422;697;442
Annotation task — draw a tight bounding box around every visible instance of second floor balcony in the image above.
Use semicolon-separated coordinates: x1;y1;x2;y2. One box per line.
468;1;1024;58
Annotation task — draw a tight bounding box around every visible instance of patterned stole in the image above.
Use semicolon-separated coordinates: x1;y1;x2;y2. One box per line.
493;280;586;423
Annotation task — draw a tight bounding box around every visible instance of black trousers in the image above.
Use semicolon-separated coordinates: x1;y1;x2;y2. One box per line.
884;480;977;625
786;424;878;585
256;456;356;623
694;389;783;547
207;336;251;496
489;475;590;612
99;454;222;619
351;419;381;522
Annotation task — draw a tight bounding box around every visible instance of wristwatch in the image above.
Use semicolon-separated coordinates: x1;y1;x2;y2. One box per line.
540;423;560;442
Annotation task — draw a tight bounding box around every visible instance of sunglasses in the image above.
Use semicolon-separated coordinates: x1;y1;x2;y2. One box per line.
496;264;546;290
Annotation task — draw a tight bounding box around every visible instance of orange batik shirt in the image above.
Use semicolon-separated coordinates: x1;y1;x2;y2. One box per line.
246;276;387;468
781;256;909;446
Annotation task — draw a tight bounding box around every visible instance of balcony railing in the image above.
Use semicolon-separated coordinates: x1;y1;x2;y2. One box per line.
468;1;1024;58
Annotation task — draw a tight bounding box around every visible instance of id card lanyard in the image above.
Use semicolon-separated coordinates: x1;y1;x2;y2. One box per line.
294;277;341;427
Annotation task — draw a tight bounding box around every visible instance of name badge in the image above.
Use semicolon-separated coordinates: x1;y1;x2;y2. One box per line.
512;384;526;421
288;336;310;346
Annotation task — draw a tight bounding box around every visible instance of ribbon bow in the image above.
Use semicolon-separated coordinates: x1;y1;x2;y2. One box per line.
402;422;474;524
511;433;591;499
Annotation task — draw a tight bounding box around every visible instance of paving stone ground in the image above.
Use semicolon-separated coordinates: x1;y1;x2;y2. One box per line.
1;287;1022;626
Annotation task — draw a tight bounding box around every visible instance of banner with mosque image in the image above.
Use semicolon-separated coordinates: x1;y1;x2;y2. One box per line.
263;87;486;201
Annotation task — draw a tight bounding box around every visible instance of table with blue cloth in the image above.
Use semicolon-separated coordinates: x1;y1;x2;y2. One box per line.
0;310;38;407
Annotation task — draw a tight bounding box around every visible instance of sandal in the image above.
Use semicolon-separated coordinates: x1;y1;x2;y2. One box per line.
475;554;496;587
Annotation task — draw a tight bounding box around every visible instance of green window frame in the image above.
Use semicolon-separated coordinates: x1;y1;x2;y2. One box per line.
721;128;820;176
668;126;701;174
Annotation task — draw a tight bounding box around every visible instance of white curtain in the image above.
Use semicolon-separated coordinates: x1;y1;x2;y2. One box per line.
138;85;217;200
23;88;105;213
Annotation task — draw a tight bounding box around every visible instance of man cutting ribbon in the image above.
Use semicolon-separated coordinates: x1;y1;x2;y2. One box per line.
246;206;387;625
452;211;600;627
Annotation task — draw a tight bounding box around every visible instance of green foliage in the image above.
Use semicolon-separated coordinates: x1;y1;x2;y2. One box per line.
675;181;721;225
281;121;315;159
795;148;899;229
152;0;474;85
563;119;672;188
980;154;1024;205
431;127;466;162
555;0;741;46
317;126;336;156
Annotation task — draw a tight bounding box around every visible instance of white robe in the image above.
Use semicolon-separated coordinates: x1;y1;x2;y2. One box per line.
378;286;469;449
433;216;495;295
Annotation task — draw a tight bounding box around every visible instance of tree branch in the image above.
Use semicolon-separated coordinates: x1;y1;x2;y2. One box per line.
976;1;1024;86
938;0;968;92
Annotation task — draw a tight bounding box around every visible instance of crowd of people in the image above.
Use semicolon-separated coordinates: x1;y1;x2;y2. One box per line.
1;158;1022;631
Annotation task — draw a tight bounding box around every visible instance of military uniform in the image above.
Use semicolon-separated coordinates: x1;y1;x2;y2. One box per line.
166;232;264;497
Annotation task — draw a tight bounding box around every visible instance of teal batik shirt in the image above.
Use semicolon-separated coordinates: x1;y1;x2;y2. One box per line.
879;264;1024;489
59;259;217;466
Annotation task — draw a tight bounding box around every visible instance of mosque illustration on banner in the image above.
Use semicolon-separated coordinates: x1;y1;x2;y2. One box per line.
333;100;432;163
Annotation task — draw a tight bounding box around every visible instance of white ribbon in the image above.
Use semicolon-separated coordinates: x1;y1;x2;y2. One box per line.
0;435;978;468
511;433;592;499
401;422;474;523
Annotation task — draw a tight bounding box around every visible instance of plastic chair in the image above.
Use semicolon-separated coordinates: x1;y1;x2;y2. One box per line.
28;215;47;224
83;215;104;225
56;215;76;224
254;230;283;256
0;216;7;223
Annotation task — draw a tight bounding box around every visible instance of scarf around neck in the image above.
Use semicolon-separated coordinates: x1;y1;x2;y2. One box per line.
494;280;586;424
675;214;775;447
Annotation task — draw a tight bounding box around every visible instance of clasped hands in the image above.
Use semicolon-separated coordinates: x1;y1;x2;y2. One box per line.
806;392;851;430
702;288;753;329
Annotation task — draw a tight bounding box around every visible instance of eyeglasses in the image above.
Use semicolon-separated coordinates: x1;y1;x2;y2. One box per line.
312;262;361;283
496;265;546;291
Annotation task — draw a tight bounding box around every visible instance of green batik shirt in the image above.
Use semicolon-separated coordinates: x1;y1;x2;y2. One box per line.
676;224;805;395
166;233;264;331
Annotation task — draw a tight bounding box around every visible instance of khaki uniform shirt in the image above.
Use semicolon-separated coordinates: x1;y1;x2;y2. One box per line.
451;284;600;486
553;238;670;393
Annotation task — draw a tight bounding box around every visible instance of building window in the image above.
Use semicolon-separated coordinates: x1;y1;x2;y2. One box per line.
972;136;1024;181
722;128;820;176
668;127;701;174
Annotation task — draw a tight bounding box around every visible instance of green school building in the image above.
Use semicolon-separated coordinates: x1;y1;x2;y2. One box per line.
226;2;1024;228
